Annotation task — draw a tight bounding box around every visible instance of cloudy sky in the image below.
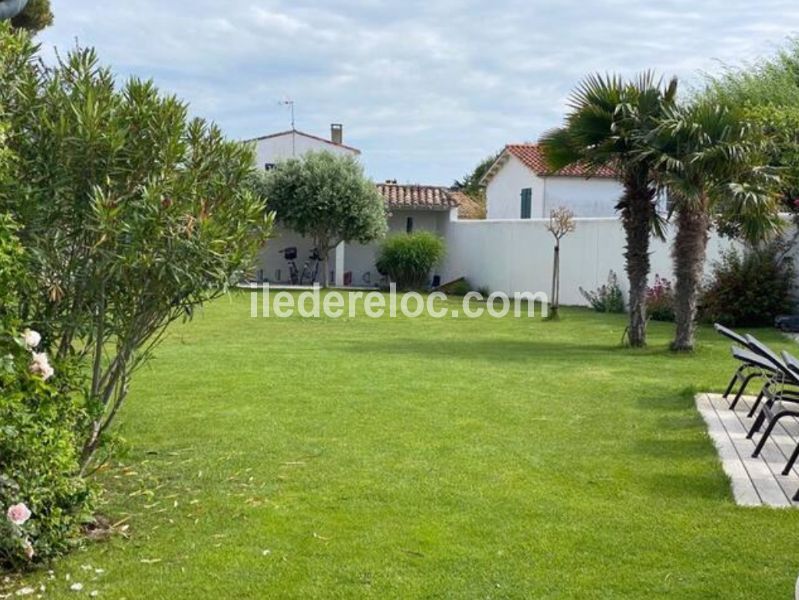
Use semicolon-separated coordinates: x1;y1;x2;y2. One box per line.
39;0;799;185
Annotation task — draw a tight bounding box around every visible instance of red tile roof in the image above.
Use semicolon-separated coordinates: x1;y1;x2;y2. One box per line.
484;144;617;183
376;183;460;210
450;191;485;219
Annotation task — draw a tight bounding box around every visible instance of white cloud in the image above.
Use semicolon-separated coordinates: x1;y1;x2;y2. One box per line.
39;0;799;184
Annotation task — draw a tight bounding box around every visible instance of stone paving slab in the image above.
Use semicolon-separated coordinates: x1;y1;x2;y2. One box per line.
696;393;799;508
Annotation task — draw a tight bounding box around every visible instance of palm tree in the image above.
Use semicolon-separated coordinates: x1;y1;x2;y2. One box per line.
540;72;677;347
643;101;780;350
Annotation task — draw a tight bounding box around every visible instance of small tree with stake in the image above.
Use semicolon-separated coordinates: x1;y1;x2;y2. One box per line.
546;207;576;318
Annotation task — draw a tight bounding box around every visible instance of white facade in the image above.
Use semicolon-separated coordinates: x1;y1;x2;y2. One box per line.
256;208;455;287
246;127;457;287
485;154;624;219
440;217;740;306
250;129;359;170
345;208;455;287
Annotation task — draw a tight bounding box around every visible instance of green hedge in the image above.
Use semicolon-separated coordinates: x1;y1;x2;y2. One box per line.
376;232;446;290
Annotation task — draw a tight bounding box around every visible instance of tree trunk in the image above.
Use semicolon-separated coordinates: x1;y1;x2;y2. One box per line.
620;174;656;347
671;198;710;351
551;243;560;317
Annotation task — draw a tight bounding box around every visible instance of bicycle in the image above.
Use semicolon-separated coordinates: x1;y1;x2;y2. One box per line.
280;247;322;285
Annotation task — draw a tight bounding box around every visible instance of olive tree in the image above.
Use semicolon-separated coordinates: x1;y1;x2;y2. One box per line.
0;25;273;469
254;151;387;286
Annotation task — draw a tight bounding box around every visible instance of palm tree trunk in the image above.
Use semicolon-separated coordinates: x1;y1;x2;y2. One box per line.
671;198;710;351
620;175;656;347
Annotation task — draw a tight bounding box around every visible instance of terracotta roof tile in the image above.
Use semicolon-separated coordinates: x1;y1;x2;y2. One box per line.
450;191;485;219
376;183;460;210
504;144;617;178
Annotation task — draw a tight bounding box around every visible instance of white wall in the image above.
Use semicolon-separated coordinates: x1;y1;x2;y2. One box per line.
253;132;357;169
254;226;327;284
440;217;740;306
542;177;624;218
485;156;625;219
486;156;541;219
255;209;453;287
344;209;451;287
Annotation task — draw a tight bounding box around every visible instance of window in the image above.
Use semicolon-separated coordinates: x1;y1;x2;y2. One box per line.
406;216;414;233
520;188;532;219
264;162;276;171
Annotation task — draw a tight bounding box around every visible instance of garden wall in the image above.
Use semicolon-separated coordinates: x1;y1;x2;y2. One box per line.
439;217;742;306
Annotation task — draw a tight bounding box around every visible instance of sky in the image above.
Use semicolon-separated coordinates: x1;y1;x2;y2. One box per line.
39;0;799;186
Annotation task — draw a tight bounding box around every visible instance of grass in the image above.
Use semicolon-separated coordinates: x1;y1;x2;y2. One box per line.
8;291;799;598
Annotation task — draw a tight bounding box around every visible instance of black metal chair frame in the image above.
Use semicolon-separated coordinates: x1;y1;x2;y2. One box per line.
745;341;799;477
714;325;799;501
715;324;782;411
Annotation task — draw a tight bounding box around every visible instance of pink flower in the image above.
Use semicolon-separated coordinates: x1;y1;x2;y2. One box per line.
29;352;54;381
22;539;34;560
22;329;41;350
7;503;31;526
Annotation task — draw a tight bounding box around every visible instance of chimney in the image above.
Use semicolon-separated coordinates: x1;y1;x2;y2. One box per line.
331;123;343;145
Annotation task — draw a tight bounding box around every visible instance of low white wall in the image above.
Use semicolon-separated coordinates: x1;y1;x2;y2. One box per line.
440;217;740;306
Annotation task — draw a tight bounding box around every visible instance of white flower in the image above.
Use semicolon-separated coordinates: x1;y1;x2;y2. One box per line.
22;539;34;560
7;503;32;526
21;329;41;350
29;352;54;381
69;583;83;592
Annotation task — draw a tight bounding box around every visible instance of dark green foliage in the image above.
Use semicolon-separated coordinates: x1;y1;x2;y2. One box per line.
9;0;52;33
579;271;625;313
701;243;795;326
452;151;500;216
0;23;273;471
0;215;92;569
646;275;675;322
703;39;799;209
376;231;445;290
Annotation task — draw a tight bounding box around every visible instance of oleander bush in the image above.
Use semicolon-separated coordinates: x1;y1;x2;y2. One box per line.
0;22;270;570
376;232;446;290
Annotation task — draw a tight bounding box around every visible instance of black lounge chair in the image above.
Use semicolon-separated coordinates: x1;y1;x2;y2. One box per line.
748;349;799;476
715;324;783;412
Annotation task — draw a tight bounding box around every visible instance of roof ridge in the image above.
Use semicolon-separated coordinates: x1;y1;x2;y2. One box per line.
241;128;361;154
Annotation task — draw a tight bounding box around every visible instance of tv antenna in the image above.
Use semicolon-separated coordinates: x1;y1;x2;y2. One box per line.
279;99;295;130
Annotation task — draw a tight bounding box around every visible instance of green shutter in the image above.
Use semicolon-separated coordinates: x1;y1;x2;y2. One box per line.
520;188;532;219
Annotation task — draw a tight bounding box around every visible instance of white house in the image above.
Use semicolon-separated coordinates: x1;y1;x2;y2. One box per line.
247;124;361;169
481;144;623;219
245;125;460;287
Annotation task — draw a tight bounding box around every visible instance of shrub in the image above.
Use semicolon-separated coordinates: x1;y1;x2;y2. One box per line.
580;271;625;313
0;26;273;469
646;275;675;322
0;216;92;569
376;232;445;290
701;243;795;326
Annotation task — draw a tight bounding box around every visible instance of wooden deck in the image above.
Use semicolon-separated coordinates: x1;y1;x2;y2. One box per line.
696;393;799;508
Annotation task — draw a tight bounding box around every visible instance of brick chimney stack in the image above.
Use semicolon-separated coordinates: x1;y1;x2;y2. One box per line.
331;123;343;145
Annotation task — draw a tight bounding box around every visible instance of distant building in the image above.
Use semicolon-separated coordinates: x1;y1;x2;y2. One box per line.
480;144;623;219
245;124;360;170
245;125;461;287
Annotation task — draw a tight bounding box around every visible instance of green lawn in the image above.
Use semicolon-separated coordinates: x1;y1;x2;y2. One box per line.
8;291;799;598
